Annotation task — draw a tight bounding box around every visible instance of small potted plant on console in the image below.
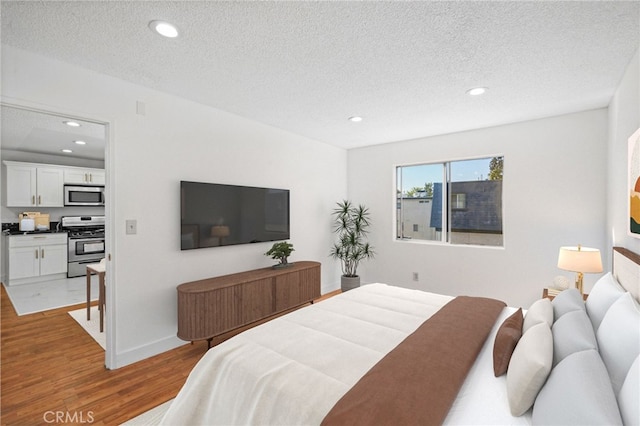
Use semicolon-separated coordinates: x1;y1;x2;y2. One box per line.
265;241;295;268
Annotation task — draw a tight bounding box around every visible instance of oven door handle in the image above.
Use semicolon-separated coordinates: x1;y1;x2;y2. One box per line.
76;259;104;265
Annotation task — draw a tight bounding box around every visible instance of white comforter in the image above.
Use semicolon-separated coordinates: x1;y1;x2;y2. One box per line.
161;283;531;425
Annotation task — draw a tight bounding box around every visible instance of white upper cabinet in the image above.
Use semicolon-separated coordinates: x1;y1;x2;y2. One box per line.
4;161;105;207
5;162;64;207
5;164;36;207
36;167;65;206
63;168;105;185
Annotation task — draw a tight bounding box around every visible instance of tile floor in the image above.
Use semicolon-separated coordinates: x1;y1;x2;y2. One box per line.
3;276;99;316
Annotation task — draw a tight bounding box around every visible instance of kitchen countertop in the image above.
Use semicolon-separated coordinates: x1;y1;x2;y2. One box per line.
5;229;68;236
2;222;66;236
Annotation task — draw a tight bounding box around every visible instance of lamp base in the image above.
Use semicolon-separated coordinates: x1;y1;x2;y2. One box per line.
575;272;584;295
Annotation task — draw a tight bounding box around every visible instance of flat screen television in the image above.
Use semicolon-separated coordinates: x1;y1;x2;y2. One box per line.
180;181;290;250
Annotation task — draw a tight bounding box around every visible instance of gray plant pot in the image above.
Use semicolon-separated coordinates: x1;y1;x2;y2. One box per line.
341;275;360;292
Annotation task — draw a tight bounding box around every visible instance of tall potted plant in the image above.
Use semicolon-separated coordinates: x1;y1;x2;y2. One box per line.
330;200;374;291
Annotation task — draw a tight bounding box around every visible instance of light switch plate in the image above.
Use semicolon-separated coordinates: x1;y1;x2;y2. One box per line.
126;219;137;235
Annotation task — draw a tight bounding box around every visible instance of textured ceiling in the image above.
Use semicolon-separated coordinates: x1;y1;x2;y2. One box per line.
1;106;106;160
1;1;639;151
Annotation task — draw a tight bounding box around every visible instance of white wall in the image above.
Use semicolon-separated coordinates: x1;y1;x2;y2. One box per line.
1;46;346;368
348;109;608;307
608;49;640;260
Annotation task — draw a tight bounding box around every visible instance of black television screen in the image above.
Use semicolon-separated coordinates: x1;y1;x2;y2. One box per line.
180;181;290;250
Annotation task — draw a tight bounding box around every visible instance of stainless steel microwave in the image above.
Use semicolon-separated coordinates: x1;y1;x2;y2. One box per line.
64;185;105;206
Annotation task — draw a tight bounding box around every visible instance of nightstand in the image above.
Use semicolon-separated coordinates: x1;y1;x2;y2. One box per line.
542;288;588;301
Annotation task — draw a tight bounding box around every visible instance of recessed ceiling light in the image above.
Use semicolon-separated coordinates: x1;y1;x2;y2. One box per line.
149;20;179;38
74;140;87;145
348;116;363;122
466;87;487;96
64;121;81;127
61;149;73;153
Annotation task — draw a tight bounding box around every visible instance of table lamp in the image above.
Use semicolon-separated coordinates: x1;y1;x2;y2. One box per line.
557;245;603;295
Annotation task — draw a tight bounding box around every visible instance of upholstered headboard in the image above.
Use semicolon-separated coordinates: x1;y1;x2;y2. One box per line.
613;247;640;302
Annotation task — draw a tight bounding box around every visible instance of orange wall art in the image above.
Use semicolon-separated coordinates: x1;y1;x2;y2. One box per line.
629;128;640;237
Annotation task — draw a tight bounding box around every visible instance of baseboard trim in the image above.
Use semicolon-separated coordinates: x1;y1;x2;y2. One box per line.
113;335;186;369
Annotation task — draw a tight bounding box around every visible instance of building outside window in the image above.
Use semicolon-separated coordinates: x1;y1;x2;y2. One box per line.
396;156;503;247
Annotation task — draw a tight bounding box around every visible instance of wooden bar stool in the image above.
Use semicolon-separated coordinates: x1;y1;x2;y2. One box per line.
86;258;107;332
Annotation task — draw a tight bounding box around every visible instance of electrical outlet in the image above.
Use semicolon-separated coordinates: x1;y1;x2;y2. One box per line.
126;219;137;235
412;272;419;281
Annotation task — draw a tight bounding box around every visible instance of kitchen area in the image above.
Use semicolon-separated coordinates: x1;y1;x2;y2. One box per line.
1;105;107;315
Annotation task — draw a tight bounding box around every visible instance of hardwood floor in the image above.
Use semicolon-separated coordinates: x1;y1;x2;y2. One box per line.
1;284;208;425
1;284;341;425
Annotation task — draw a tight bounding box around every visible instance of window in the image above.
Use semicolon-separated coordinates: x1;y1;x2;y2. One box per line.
396;156;503;247
451;193;466;210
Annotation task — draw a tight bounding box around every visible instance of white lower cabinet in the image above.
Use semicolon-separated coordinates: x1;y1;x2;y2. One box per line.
9;246;41;280
8;233;68;284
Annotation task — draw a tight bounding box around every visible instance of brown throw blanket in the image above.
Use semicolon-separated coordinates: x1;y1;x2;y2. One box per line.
321;296;506;426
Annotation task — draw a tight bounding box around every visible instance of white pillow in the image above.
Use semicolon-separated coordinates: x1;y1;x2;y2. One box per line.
551;288;584;321
532;349;622;425
619;355;640;426
596;292;640;396
585;272;625;332
551;309;598;366
506;322;553;416
523;298;553;333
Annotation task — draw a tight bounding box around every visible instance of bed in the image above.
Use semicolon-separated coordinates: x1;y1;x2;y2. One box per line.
161;247;640;425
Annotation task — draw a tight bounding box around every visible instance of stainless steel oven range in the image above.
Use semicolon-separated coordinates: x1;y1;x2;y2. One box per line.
61;216;105;278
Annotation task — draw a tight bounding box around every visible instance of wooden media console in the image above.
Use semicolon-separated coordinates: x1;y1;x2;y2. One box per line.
177;261;321;347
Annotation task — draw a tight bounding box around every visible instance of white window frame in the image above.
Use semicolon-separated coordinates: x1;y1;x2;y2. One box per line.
395;155;504;248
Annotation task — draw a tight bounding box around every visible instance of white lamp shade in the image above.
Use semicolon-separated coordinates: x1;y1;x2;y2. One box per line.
557;246;603;273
